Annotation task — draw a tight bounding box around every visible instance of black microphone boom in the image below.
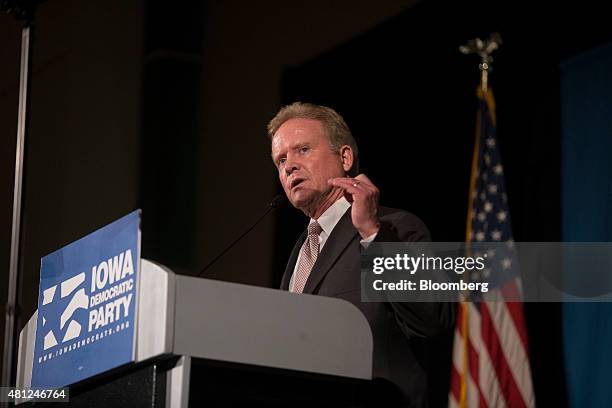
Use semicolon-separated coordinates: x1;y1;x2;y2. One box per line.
269;194;286;209
197;194;286;277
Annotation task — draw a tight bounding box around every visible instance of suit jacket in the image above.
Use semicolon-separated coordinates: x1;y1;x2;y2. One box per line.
280;206;455;407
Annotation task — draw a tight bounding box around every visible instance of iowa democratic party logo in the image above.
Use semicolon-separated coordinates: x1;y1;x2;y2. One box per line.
40;272;89;351
32;210;140;388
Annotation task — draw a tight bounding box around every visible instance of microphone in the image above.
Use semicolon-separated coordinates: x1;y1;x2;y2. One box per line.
197;194;286;277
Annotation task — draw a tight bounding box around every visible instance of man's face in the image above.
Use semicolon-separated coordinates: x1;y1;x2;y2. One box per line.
271;118;347;213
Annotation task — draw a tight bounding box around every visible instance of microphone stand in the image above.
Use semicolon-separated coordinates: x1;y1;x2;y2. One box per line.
197;195;285;278
1;0;38;394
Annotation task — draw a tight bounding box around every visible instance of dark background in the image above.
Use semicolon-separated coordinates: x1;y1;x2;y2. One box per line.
274;2;612;406
2;0;611;406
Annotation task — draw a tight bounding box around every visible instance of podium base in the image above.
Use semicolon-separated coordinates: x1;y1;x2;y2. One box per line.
24;356;385;407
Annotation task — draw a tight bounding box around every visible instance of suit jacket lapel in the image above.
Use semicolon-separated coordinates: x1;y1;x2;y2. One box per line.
303;208;359;294
280;230;306;290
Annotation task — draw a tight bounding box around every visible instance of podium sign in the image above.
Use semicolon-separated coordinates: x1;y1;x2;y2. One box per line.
31;210;141;388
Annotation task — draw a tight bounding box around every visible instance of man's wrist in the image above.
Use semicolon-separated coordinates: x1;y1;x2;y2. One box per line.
359;221;380;239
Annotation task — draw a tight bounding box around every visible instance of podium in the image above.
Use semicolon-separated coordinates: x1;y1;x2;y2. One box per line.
16;259;374;406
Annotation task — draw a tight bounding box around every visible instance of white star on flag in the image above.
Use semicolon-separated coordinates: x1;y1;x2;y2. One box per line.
484;153;491;166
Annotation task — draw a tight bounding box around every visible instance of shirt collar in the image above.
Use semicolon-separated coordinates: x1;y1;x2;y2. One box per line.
310;196;351;237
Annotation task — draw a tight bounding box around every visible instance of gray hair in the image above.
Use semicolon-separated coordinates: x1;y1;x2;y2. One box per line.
267;102;359;177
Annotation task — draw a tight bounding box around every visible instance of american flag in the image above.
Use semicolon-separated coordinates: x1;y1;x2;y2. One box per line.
448;88;535;408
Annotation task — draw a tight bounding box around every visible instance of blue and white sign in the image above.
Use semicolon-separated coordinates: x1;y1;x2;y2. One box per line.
31;210;141;388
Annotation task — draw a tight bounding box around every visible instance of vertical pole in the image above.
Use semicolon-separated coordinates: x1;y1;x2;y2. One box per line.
480;62;489;93
2;21;33;394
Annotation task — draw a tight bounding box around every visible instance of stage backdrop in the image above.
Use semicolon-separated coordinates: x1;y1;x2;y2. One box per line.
561;42;612;408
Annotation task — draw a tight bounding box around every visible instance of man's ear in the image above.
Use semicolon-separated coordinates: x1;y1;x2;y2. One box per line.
339;145;354;173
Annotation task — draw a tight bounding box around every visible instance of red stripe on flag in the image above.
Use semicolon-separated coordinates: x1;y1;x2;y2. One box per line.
468;337;488;408
481;302;527;408
500;280;529;351
450;362;463;401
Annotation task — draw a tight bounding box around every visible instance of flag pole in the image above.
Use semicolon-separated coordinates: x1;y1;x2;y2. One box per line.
454;33;502;408
459;32;502;93
459;31;503;240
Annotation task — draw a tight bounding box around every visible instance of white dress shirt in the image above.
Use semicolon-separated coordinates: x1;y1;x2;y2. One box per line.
288;197;377;292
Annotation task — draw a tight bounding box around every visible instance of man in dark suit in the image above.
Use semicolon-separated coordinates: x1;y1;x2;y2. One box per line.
268;102;454;407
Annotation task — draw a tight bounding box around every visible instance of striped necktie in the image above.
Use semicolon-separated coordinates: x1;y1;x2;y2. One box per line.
291;221;322;293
